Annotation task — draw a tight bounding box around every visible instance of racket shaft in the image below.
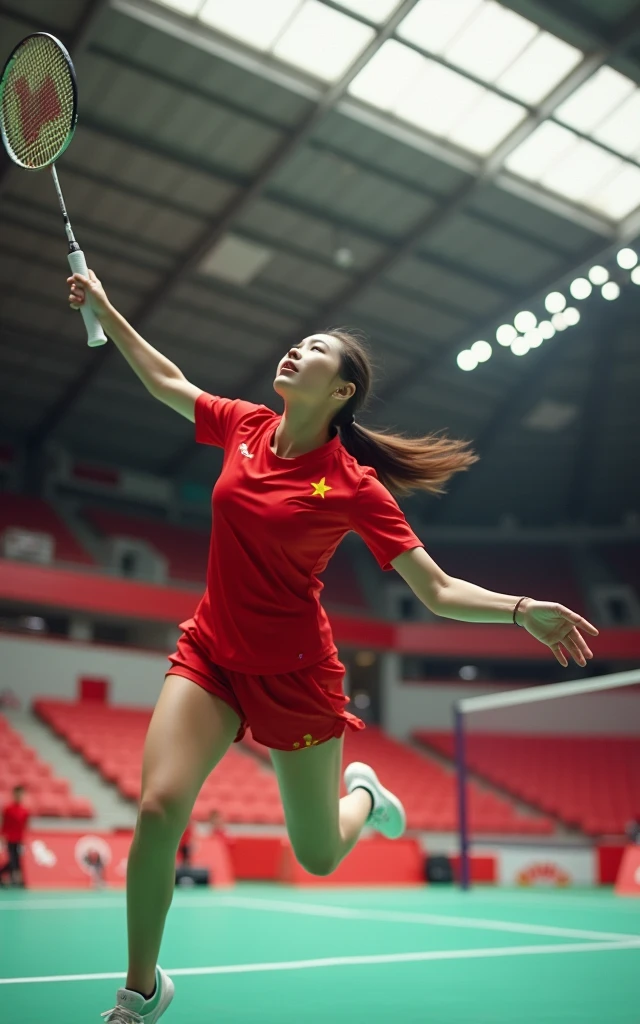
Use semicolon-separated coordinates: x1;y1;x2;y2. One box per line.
67;249;107;347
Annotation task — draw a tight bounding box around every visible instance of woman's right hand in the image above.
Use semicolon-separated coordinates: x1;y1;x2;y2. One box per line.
67;268;111;319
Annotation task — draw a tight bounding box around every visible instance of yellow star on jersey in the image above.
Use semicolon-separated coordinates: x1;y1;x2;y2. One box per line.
310;476;332;498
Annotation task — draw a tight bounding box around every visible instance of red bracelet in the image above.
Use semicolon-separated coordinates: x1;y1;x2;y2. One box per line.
513;596;527;626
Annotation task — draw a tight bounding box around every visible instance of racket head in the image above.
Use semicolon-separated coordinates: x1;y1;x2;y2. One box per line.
0;32;77;170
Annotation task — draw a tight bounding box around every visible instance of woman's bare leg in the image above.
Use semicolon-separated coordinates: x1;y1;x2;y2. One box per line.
125;674;240;996
270;736;371;876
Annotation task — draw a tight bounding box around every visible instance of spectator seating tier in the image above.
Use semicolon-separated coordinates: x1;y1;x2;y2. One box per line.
0;494;93;565
0;714;94;818
414;731;639;836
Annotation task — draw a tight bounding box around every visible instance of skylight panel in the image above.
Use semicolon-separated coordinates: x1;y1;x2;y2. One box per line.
555;66;635;134
348;40;426;111
394;59;483;137
154;0;202;13
198;0;303;51
444;1;537;82
541;138;620;202
448;90;525;155
273;1;375;82
593;89;640;157
589;162;640;220
397;0;482;55
497;31;582;105
334;0;403;23
504;120;576;180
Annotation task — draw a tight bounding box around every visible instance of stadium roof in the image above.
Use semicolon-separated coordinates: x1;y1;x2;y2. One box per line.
0;0;639;529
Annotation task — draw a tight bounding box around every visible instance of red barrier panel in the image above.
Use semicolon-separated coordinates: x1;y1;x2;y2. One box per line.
615;846;640;897
598;844;626;884
450;854;497;884
229;835;284;880
19;831;234;888
279;837;424;886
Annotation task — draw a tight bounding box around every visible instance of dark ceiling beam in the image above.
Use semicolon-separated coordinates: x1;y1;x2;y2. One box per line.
0;0;110;199
27;0;422;448
565;308;617;523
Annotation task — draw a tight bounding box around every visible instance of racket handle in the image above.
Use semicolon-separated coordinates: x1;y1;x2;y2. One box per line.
67;249;108;348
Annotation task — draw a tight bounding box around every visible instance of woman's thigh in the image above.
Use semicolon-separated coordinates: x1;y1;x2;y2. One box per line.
140;673;240;819
270;735;343;875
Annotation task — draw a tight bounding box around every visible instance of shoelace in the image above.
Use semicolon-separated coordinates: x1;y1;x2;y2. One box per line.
100;1007;144;1023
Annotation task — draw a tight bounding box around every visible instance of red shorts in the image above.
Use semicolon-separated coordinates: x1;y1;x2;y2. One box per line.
167;627;365;751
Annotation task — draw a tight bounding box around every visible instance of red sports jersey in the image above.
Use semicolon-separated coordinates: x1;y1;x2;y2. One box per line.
182;393;423;673
1;801;29;844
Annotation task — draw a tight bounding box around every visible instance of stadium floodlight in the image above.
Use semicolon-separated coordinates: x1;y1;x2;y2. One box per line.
588;265;609;285
514;310;537;332
544;291;566;313
601;281;620;300
563;307;580;326
496;324;517;346
457;349;478;371
511;336;530;356
551;311;568;330
471;340;492;362
616;247;637;270
538;320;556;340
631;266;640;285
569;277;592;300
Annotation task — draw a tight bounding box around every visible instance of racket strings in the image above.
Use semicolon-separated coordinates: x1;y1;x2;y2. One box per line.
1;35;74;168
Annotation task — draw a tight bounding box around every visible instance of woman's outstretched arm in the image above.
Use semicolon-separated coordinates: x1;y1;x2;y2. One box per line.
391;547;599;668
67;269;201;421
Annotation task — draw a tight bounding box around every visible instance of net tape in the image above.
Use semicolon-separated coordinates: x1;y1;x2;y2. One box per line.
1;35;75;169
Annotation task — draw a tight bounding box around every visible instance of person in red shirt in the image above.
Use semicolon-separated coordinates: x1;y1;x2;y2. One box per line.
0;785;29;888
69;271;599;1021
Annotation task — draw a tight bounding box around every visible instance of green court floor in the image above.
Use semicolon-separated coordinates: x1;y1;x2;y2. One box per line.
1;884;639;1022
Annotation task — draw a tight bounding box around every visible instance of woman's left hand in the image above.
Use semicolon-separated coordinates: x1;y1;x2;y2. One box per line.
517;599;599;667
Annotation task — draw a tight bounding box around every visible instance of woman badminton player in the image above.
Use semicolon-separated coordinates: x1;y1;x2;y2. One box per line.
67;269;599;1023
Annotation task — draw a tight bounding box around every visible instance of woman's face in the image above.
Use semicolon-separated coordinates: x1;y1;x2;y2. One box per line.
273;333;353;410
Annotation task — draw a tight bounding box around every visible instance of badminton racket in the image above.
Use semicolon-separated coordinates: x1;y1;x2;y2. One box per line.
0;32;107;346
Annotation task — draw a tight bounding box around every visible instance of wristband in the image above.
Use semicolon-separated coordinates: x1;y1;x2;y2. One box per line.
513;596;527;626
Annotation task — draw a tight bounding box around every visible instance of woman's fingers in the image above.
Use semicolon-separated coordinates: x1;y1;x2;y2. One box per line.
562;606;599;636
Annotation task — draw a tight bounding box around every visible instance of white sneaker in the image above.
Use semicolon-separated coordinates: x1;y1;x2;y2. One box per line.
100;965;174;1022
344;761;406;839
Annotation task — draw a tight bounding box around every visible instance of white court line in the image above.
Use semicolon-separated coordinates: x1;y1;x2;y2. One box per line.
1;940;639;985
1;893;637;943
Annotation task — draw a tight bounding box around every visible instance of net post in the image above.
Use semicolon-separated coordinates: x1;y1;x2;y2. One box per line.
454;703;471;891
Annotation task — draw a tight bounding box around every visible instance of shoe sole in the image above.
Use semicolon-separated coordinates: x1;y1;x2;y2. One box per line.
344;762;406;839
148;967;174;1023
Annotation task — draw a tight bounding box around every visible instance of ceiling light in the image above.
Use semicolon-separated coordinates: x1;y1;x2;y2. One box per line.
538;320;556;340
631;266;640;285
588;265;609;285
514;310;537;332
524;327;543;348
544;291;566;313
563;307;580;326
551;311;568;331
616;247;638;269
601;281;620;300
471;340;492;362
457;349;478;371
496;324;517;346
511;336;530;356
569;278;592;300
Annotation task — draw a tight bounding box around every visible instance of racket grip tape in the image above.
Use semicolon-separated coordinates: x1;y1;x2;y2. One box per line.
67;249;108;348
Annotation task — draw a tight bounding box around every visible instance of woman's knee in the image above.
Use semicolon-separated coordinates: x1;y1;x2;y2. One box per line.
293;844;339;877
138;788;189;831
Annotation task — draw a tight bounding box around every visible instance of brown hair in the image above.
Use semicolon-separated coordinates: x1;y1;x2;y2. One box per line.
327;328;479;497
